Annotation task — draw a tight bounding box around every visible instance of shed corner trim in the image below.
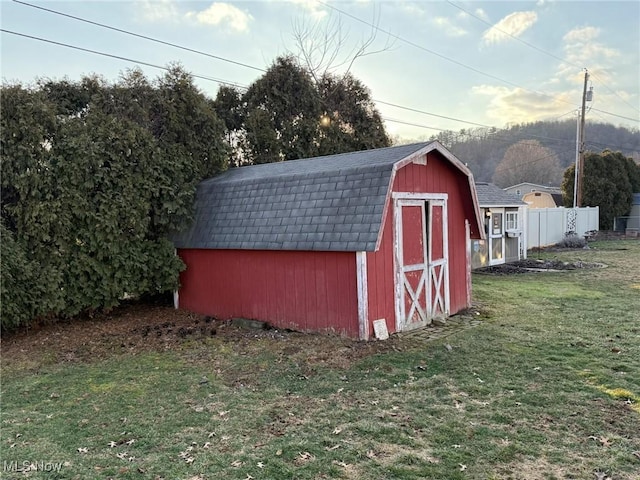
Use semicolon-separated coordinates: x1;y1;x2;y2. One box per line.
356;251;369;340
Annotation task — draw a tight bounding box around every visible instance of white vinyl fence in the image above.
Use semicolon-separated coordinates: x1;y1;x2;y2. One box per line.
527;207;599;248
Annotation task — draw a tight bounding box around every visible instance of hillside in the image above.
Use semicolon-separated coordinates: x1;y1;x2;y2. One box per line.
423;120;640;185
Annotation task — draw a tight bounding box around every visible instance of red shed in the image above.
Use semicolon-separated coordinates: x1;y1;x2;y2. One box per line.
173;141;483;339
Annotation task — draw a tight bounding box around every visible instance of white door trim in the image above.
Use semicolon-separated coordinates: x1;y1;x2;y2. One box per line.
394;195;450;332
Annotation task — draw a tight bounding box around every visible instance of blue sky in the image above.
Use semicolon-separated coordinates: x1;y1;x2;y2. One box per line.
2;0;639;141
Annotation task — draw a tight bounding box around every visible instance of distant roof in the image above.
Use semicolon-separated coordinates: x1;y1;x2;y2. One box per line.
505;182;561;192
172;142;480;252
475;182;526;207
551;193;565;206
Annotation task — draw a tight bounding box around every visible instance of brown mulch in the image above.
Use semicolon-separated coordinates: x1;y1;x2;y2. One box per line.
475;259;605;275
1;300;403;370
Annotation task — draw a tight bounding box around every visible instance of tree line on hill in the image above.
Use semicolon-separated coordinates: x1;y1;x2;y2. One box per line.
428;120;640;187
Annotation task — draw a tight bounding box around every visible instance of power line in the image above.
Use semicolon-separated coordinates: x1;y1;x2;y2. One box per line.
0;29;249;90
446;0;569;65
381;117;449;132
12;0;266;74
4;10;637;147
588;72;640;116
376;100;493;129
12;0;638;126
492;148;575;175
316;1;539;93
317;0;639;124
586;108;638;123
446;0;640;117
3;29;633;174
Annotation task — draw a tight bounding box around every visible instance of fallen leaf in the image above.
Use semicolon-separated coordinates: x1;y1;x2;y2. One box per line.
445;344;452;352
599;436;612;447
326;445;340;451
298;451;314;461
276;449;283;456
219;411;229;417
366;450;376;458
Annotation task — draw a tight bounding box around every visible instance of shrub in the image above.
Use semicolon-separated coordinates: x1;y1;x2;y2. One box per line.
555;234;587;249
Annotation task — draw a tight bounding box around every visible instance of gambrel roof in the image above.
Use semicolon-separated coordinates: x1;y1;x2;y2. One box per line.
173;142;482;251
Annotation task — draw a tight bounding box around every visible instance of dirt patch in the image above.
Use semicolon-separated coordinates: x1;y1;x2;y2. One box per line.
475;259;605;275
1;301;403;370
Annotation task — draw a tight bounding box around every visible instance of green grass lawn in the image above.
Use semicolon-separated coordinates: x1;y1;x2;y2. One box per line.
2;241;639;479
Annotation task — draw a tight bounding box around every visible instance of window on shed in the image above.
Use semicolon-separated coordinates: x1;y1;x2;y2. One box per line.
506;211;519;230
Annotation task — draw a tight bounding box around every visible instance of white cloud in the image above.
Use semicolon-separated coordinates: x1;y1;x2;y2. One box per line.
186;3;253;32
433;17;468;37
472;84;574;124
556;26;620;86
138;0;179;22
288;0;328;20
474;8;490;22
482;11;538;45
563;25;600;43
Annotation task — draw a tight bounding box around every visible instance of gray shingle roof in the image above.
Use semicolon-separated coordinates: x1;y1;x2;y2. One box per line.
475;182;526;207
172;142;433;252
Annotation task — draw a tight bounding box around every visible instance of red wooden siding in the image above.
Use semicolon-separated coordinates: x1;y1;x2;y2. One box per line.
366;151;473;336
177;249;360;337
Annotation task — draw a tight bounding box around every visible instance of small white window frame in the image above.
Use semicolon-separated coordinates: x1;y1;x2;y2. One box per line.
505;211;519;231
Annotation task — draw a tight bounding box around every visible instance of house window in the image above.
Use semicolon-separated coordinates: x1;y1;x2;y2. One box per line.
506;212;518;230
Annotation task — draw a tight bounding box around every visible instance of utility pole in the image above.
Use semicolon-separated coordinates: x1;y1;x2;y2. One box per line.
576;69;590;207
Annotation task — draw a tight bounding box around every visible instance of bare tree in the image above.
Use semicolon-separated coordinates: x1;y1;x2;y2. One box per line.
492;140;563;187
289;9;395;84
